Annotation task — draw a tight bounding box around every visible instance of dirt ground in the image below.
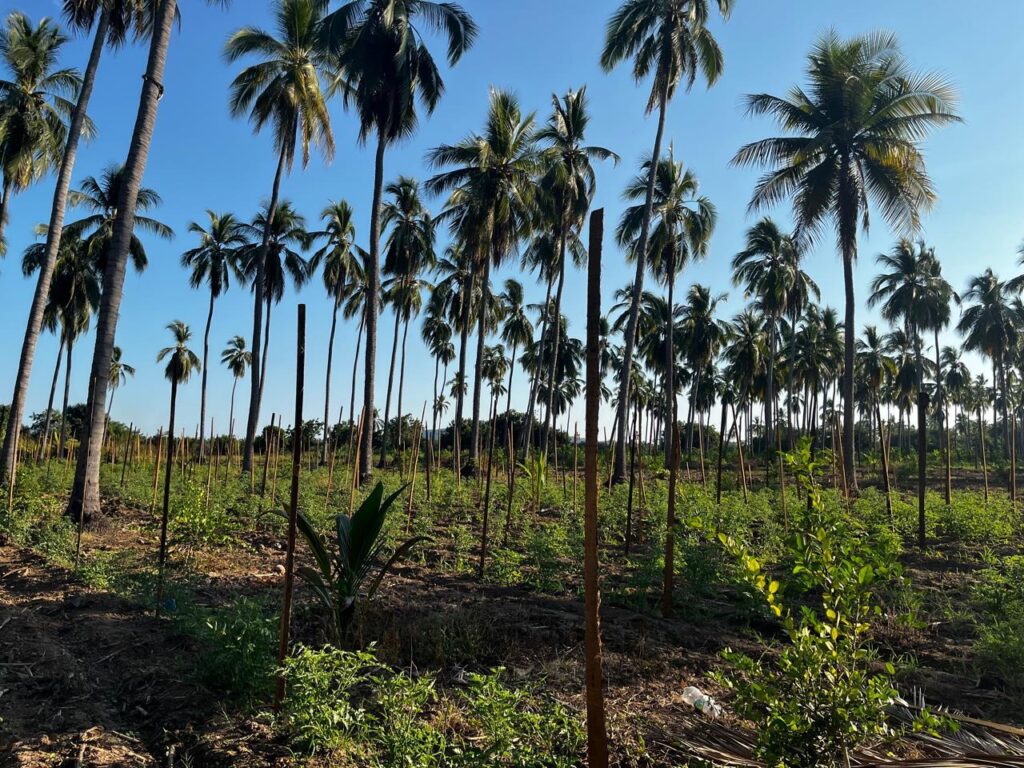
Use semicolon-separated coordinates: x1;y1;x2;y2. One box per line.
1;498;1021;767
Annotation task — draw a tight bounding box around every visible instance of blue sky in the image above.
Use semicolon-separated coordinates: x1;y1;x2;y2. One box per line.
1;0;1022;435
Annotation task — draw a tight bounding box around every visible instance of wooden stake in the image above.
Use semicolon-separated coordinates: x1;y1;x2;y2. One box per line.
275;304;306;710
582;208;609;767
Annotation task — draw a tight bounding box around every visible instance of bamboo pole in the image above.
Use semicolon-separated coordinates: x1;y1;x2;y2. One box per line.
260;412;276;498
205;418;215;512
119;423;134;488
270;414;283;504
150;428;163;512
348;409;366;516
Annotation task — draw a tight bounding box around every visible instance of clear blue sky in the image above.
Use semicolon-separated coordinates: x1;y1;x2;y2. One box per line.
1;0;1022;435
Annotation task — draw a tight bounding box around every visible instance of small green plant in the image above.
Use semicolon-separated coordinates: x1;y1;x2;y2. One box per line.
290;482;428;642
717;439;926;768
192;597;278;704
517;452;547;511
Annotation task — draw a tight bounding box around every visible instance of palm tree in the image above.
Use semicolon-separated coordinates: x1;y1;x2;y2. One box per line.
309;200;357;464
155;320;200;605
0;13;87;242
679;284;727;453
870;239;956;541
64;164;173;270
733;31;960;489
105;345;135;433
22;231;99;459
958;270;1024;457
2;0;144;483
225;0;334;473
619;146;715;462
731;218;796;457
378;176;434;465
498;279;534;425
181;210;246;460
221;335;251;444
427;88;539;471
857;325;897;515
239;201;314;411
601;0;732;482
66;0;224;523
322;0;477;482
421;302;454;456
535;87;617;456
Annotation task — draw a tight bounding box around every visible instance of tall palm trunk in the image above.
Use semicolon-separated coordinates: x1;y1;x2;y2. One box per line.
360;133;386;482
542;230;568;458
397;315;410;456
228;378;238;441
838;177;858;492
156;377;178;608
914;326;927;548
259;298;272;407
765;313;778;464
349;310;365;432
67;0;178;522
431;355;440;454
1;10;109;483
38;338;65;462
469;257;492;470
453;271;474;472
522;274;554;453
613;84;668;483
58;338;74;454
199;290;215;461
243;145;287;472
786;314;798;449
663;250;676;467
379;308;402;467
322;298;340;465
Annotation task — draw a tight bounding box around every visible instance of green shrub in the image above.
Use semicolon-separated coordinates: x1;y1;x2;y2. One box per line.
193;597;278;704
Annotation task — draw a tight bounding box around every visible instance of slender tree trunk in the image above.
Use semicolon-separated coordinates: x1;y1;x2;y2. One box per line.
542;230;568;458
877;401;893;524
915;331;927;548
663;250;677;466
58;339;74;455
243;145;287;472
397;315;409;456
38;338;65;462
469;257;492;471
66;0;179;523
1;10;109;483
378;308;402;467
360;132;386;482
259;298;272;408
522;274;553;453
716;400;728;504
322;299;339;465
613;85;668;484
228;378;237;442
453;271;474;473
349;310;365;432
156;378;178;611
839;202;858;492
199;290;215;461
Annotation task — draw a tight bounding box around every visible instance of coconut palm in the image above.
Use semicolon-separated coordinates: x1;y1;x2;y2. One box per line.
679;284;727;451
601;0;732;482
427;88;540;471
421;304;454;455
105;345;135;434
870;239;956;540
733;31;960;489
221;335;251;444
22;231;99;458
378;176;435;465
498;279;533;424
339;252;369;442
238;201;314;411
731;218;798;455
619;146;715;462
0;13;87;242
322;0;477;481
155;320;200;605
66;0;224;523
64;163;173;271
535;86;618;456
958;270;1024;456
225;0;334;473
181;210;246;460
309;200;357;464
1;0;144;483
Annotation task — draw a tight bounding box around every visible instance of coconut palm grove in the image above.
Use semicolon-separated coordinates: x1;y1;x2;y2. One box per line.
2;0;1024;766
